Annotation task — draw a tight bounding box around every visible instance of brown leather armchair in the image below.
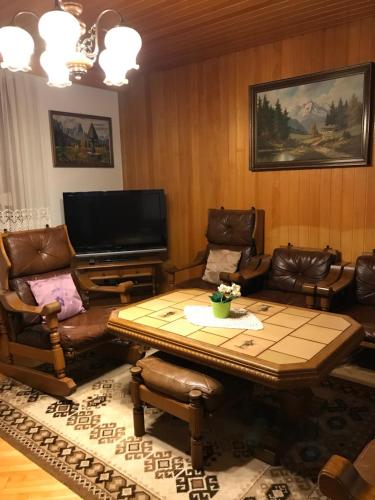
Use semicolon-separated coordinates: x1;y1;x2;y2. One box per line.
0;225;144;397
163;206;264;290
221;244;351;308
318;439;375;500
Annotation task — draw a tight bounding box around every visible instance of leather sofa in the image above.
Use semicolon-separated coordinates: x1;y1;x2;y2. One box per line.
221;244;350;308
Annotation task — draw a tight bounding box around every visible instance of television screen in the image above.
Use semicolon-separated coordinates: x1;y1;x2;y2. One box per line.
63;190;167;258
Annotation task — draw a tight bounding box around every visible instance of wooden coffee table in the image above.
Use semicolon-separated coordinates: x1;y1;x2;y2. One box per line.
108;288;364;463
108;288;363;389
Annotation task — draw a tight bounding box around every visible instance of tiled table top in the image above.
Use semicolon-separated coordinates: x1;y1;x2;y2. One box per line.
109;289;362;371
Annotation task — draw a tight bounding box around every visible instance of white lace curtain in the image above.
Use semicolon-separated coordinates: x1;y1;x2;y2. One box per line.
0;71;50;231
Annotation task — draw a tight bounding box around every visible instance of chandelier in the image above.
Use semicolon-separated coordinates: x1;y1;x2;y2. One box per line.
0;1;142;88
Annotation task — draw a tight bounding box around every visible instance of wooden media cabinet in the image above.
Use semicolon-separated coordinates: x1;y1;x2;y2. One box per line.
73;257;164;306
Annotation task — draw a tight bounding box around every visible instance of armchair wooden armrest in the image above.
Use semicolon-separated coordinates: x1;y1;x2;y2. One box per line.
74;273;133;304
219;255;272;285
163;250;207;288
302;263;355;311
318;454;375;500
163;250;207;275
315;262;356;296
0;289;61;317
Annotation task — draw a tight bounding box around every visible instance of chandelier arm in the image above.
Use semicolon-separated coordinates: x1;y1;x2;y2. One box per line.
92;9;123;56
12;11;39;26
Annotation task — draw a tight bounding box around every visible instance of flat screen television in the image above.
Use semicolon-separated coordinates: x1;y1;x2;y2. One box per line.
63;189;167;259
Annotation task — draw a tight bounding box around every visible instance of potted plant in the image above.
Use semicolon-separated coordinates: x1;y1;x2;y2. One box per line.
209;283;241;318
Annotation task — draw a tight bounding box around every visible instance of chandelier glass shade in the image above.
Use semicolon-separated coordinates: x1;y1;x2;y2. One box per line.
0;1;142;87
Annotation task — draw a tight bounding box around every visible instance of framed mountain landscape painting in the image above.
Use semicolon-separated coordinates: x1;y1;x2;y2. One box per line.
249;63;373;171
49;111;114;167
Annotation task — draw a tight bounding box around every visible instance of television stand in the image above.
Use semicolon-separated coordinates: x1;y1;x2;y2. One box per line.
73;256;164;305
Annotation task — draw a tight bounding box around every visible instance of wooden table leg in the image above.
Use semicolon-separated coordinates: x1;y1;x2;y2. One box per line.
254;387;316;465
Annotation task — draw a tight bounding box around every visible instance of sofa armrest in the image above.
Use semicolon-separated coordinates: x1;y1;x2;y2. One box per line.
301;263;355;311
315;263;356;296
219;255;272;284
0;289;61;316
301;263;355;296
318;454;375;500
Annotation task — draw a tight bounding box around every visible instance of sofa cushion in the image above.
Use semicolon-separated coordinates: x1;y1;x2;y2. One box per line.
206;208;255;247
355;255;375;305
202;249;241;285
9;268;72;328
267;247;334;292
137;351;245;412
17;306;115;350
28;273;84;321
4;225;72;279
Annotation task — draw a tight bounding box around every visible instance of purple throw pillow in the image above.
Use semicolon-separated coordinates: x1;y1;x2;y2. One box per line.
28;274;84;321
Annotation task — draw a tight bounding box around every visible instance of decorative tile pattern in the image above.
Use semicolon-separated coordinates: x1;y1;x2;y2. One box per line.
114;290;357;368
0;359;374;500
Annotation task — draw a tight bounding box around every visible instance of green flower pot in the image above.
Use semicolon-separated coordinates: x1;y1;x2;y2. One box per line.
211;301;231;318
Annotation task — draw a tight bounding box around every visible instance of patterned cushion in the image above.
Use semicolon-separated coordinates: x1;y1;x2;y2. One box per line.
202;249;241;285
28;273;84;321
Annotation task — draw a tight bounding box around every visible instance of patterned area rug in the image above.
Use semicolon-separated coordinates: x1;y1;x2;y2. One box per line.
0;354;374;500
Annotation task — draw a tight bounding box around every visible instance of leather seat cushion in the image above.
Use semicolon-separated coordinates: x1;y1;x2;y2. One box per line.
17;306;115;350
248;288;308;308
354;439;375;486
137;352;245;412
267;247;335;292
338;303;375;343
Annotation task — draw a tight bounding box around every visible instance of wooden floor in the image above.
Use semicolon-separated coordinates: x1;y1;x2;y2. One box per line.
0;438;80;499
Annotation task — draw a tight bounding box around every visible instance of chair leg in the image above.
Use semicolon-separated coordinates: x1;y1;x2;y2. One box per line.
189;389;204;470
320;296;331;311
130;366;145;436
46;313;68;380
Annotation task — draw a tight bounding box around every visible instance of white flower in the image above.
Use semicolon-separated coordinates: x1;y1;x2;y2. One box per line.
216;282;241;301
231;283;241;297
218;284;232;294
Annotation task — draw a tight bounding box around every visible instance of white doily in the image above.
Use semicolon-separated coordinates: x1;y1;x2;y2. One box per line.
184;305;263;330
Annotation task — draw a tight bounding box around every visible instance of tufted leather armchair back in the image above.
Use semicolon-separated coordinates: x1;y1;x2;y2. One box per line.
355;254;375;305
205;207;263;271
0;225;76;328
3;225;73;280
267;246;339;292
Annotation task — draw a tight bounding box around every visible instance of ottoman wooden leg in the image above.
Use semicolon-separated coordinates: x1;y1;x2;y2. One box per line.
130;366;145;436
189;389;204;470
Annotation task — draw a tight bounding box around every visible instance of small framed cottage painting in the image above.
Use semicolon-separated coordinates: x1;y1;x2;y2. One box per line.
49;111;114;168
249;63;373;171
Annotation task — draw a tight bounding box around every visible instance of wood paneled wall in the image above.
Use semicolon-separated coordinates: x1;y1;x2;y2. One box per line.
119;18;375;267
